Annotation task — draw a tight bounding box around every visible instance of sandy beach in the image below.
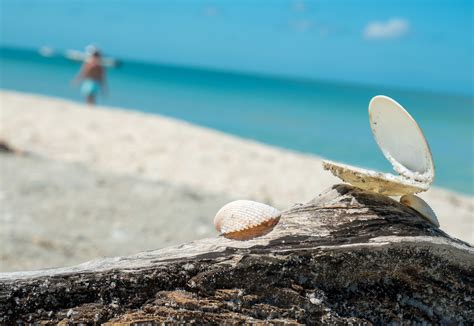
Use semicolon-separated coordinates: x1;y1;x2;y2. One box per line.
1;90;472;272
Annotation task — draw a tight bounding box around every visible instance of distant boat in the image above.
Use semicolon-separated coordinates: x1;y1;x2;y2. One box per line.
38;46;55;57
38;46;121;68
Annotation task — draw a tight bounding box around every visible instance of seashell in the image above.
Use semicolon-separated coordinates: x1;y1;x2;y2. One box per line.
322;160;429;196
400;194;440;227
214;200;281;240
323;95;435;196
369;96;434;183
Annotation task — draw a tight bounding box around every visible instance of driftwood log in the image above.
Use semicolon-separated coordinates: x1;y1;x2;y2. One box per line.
1;185;472;324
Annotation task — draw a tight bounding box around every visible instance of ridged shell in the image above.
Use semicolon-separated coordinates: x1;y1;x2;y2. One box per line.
400;194;440;227
214;200;281;240
323;95;434;196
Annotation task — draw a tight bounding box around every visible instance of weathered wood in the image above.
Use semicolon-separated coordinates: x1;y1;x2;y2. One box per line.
1;184;472;324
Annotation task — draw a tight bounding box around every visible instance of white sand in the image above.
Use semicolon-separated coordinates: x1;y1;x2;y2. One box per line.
0;152;230;272
0;90;472;269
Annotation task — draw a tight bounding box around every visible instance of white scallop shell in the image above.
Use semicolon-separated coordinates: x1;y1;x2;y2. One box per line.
214;200;281;239
400;194;440;227
369;95;434;184
323;95;434;195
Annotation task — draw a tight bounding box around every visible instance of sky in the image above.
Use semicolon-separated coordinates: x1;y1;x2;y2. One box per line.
0;0;473;95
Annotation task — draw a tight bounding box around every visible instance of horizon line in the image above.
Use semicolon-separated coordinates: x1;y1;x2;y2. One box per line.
1;44;473;98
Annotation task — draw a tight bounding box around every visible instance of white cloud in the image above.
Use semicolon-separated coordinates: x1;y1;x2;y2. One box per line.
204;6;219;17
289;19;335;37
318;26;329;37
290;19;313;32
363;18;410;40
292;0;307;12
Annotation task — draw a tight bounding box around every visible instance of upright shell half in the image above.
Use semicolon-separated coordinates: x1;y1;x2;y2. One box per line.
323;95;435;196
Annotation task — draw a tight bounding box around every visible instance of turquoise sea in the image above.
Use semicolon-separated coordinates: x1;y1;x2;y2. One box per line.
1;47;473;194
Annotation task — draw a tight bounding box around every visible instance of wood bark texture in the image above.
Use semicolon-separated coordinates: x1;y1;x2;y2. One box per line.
1;184;472;324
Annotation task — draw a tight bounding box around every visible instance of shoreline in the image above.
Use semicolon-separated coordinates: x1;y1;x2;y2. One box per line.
2;90;472;196
1;90;472;271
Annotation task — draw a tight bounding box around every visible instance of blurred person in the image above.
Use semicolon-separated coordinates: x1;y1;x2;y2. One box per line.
73;46;107;105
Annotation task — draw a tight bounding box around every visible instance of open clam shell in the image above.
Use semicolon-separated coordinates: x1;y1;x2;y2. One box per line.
323;96;434;196
214;200;281;240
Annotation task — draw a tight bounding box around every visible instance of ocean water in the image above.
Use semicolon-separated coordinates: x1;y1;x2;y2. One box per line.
1;47;473;194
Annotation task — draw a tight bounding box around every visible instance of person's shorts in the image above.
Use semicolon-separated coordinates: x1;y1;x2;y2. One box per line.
81;79;101;97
